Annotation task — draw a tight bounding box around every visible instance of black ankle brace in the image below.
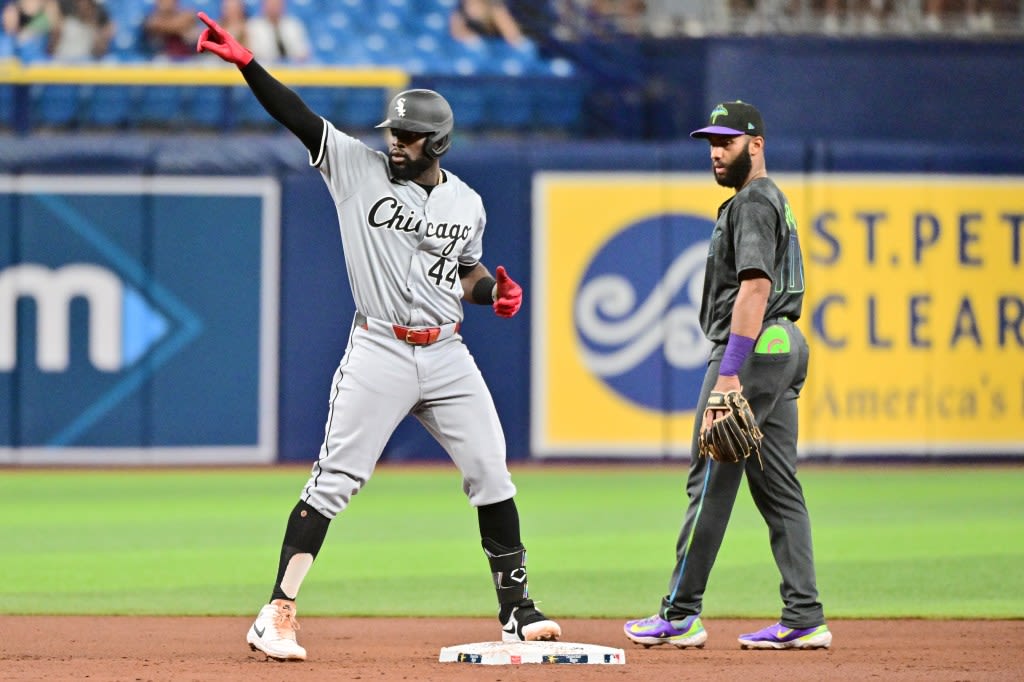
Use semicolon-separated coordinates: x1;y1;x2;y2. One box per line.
483;539;529;612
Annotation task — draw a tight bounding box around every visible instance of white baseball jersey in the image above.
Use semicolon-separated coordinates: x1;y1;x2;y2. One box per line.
311;120;486;327
299;120;516;518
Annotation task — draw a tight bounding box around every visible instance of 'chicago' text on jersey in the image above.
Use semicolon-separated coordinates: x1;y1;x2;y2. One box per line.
368;196;472;257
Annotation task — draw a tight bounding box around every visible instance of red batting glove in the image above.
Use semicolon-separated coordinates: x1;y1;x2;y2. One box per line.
492;266;523;318
196;11;252;66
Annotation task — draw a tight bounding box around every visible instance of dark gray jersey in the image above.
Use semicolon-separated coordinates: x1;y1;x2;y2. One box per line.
699;177;805;344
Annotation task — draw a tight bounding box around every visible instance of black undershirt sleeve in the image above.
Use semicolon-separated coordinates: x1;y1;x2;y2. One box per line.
239;61;324;156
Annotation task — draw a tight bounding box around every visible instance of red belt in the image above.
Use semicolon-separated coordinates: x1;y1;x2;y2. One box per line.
392;324;454;346
356;312;460;347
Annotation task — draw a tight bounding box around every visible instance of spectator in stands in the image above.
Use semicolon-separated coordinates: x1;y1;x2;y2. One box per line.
965;0;996;31
143;0;199;59
643;0;729;37
921;0;943;31
588;0;646;35
50;0;113;60
2;0;60;54
450;0;527;46
245;0;311;63
905;0;996;34
821;0;890;34
216;0;247;47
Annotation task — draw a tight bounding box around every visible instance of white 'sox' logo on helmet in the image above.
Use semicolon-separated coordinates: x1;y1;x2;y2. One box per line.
395;97;407;118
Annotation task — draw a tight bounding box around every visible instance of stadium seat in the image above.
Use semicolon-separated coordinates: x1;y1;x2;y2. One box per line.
190;0;217;12
360;31;410;67
341;87;387;129
134;86;184;127
32;85;81;127
446;39;492;76
0;33;13;58
489;41;541;77
229;86;274;127
403;33;446;75
296;86;339;121
288;0;321;26
533;80;584;131
373;8;408;34
485;80;533;131
85;85;135;128
107;0;146;55
186;87;228;128
417;9;449;37
442;87;486;131
15;35;49;63
0;85;14;129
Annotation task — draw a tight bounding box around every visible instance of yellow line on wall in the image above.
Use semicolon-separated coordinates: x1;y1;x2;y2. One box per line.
0;60;410;88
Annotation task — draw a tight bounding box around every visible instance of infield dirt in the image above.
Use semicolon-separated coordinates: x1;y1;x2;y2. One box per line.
2;616;1022;680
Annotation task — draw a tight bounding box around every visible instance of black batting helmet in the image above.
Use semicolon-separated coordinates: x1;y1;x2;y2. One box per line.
376;89;454;158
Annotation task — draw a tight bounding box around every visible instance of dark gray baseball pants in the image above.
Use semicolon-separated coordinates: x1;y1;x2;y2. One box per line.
659;320;825;628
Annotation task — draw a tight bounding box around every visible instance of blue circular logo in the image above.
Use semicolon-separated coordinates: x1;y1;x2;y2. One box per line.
575;214;712;413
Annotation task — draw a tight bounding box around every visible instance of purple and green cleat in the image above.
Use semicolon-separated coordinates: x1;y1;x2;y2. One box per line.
738;622;832;650
623;614;707;649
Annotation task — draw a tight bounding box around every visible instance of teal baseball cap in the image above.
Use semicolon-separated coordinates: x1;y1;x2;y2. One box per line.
690;101;765;139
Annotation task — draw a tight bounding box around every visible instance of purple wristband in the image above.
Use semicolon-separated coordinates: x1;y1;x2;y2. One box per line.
719;333;756;376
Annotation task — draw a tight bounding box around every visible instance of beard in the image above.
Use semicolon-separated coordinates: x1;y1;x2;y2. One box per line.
388;153;434;182
714;141;753;188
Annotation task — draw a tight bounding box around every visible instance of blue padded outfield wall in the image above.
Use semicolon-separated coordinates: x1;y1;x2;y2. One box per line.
1;37;1023;464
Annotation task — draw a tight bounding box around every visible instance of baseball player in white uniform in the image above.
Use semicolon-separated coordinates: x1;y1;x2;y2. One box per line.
196;12;561;662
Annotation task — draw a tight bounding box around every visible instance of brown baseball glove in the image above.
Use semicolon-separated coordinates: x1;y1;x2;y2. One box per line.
698;390;764;466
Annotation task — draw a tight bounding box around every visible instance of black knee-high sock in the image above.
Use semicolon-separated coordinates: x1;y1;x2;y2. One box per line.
477;497;521;550
270;500;331;602
478;498;528;618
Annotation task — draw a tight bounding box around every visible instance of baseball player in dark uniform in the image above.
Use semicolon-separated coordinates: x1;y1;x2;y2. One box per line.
194;12;560;661
624;101;831;650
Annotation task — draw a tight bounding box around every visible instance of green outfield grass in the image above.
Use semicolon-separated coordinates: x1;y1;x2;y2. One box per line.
0;463;1021;619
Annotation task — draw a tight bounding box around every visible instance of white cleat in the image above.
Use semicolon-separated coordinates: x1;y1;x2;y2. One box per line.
501;602;561;643
246;599;307;661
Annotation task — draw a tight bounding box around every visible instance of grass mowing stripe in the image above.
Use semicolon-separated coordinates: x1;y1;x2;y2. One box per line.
0;465;1021;617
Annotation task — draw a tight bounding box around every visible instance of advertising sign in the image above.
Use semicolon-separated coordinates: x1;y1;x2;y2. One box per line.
532;173;1023;457
0;176;279;464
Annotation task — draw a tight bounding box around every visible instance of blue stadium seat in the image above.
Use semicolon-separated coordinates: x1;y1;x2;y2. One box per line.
288;0;321;25
360;30;412;67
533;80;585;130
0;84;14;129
443;88;486;131
417;9;449;37
296;86;339;121
447;40;490;76
485;80;533;131
427;0;457;12
230;86;274;127
462;41;538;78
107;0;146;54
135;86;185;127
186;87;228;128
403;33;447;75
373;6;411;33
85;85;135;128
15;35;49;63
544;56;577;78
324;9;362;36
320;9;380;65
32;85;81;127
341;88;387;129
